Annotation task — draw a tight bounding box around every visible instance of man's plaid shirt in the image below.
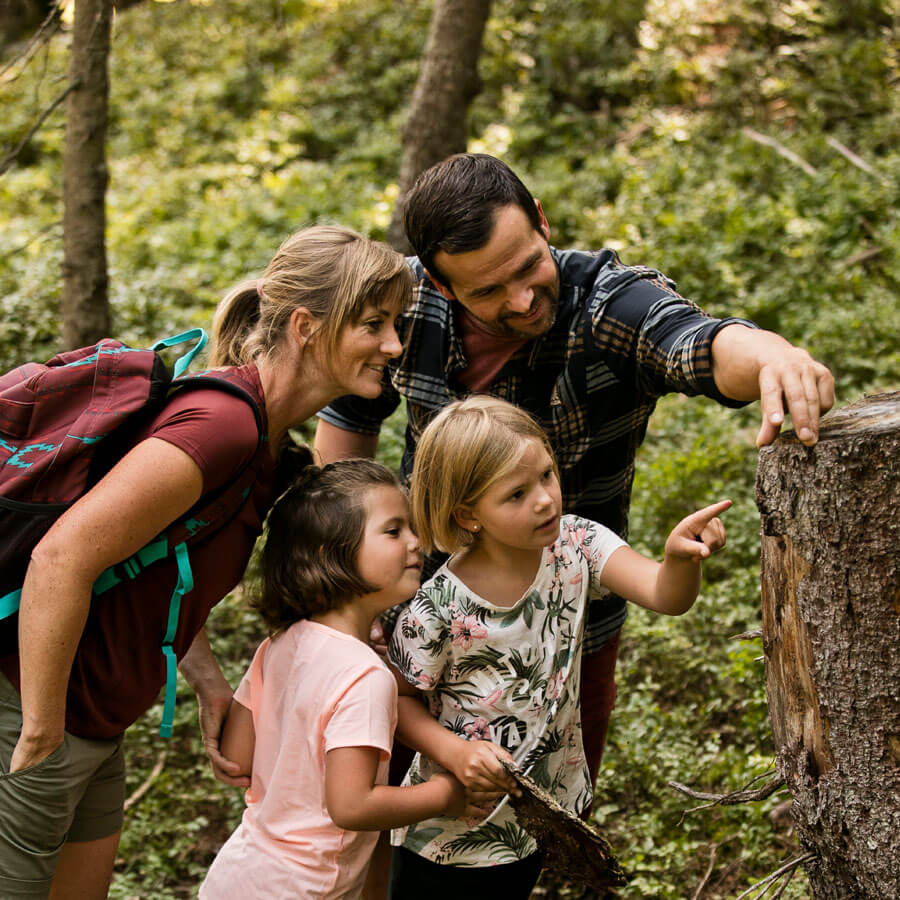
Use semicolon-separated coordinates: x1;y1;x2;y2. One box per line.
320;248;754;654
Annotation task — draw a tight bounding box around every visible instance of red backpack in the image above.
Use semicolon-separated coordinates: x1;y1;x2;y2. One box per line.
0;329;265;736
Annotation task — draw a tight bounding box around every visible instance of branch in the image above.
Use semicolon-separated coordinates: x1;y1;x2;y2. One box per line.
0;78;79;177
733;852;815;900
731;629;762;640
841;246;883;268
669;771;785;820
123;750;167;811
691;834;739;900
769;863;799;899
741;128;818;177
0;1;64;84
825;136;887;183
0;219;62;263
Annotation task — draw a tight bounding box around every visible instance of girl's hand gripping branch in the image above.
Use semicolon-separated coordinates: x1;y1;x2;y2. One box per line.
324;748;489;831
429;772;497;820
394;674;518;809
451;736;517;800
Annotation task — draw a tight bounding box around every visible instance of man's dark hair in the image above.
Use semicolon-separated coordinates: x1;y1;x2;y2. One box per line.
403;153;543;289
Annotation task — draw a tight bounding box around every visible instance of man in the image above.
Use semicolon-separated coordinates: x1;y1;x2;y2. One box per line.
315;152;834;789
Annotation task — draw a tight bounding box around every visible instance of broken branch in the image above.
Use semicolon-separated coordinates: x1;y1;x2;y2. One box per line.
124;750;167;811
731;629;763;641
0;1;64;84
826;136;887;183
669;771;785;820
733;852;815;900
742;128;818;177
0;79;79;177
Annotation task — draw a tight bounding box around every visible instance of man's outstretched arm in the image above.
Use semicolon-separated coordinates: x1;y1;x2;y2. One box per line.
711;323;834;447
314;418;379;463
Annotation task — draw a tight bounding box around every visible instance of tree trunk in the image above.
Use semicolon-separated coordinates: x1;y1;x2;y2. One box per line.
62;0;112;347
386;0;492;252
756;391;900;899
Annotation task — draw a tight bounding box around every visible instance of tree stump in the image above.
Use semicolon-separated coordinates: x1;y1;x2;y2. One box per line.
756;391;900;899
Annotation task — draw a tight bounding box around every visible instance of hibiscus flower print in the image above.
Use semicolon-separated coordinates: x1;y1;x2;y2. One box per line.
451;614;487;650
463;717;491;741
410;664;436;689
546;670;566;702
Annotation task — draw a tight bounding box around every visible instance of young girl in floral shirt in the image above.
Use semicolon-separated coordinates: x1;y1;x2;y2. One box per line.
387;396;730;897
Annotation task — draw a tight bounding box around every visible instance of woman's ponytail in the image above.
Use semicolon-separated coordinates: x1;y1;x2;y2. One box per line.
209;281;261;366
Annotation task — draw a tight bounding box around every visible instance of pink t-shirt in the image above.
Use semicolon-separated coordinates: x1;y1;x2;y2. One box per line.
200;620;397;899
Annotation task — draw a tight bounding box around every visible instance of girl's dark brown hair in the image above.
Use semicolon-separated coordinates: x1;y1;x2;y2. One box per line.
254;455;403;634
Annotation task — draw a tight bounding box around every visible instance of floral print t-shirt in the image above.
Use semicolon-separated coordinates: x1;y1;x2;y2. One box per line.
388;515;626;867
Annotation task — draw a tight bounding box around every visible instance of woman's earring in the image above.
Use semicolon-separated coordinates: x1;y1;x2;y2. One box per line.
472;524;480;533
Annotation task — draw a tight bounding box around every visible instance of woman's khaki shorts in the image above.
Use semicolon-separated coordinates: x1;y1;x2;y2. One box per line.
0;672;124;898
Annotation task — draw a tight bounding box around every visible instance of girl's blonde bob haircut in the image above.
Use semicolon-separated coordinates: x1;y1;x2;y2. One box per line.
411;395;559;555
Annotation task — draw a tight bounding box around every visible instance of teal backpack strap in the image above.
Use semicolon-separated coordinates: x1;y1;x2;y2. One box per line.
2;539;191;739
152;329;208;379
159;541;193;739
0;588;20;619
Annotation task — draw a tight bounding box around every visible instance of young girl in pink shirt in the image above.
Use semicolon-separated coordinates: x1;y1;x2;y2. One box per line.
200;458;481;899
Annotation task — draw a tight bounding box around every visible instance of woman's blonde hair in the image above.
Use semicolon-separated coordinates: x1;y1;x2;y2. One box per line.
209;225;412;367
410;396;558;555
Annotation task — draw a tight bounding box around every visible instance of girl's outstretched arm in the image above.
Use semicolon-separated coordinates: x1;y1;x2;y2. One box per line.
601;500;731;616
324;745;486;831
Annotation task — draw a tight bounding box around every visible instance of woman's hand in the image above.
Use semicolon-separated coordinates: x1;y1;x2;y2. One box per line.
9;732;62;774
180;629;251;786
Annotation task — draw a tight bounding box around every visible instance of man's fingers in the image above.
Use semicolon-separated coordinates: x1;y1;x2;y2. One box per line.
757;357;835;448
758;368;785;433
467;789;505;805
817;367;836;415
208;748;241;774
756;418;780;448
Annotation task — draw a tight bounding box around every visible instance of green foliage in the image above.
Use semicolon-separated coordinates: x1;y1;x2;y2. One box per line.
1;0;897;896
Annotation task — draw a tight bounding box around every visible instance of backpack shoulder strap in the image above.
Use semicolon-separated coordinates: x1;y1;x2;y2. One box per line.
93;367;267;594
91;366;269;738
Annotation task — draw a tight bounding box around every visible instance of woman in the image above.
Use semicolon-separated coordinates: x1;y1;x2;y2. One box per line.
0;226;411;900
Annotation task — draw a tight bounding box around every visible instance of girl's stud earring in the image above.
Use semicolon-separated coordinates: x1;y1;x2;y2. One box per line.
472;524;480;533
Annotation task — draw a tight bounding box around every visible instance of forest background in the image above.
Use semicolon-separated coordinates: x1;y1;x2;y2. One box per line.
1;0;897;896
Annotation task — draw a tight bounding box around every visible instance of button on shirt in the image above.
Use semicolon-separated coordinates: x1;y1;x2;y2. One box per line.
319;248;754;654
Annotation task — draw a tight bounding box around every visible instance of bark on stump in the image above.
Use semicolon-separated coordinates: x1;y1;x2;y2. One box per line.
756;391;900;899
